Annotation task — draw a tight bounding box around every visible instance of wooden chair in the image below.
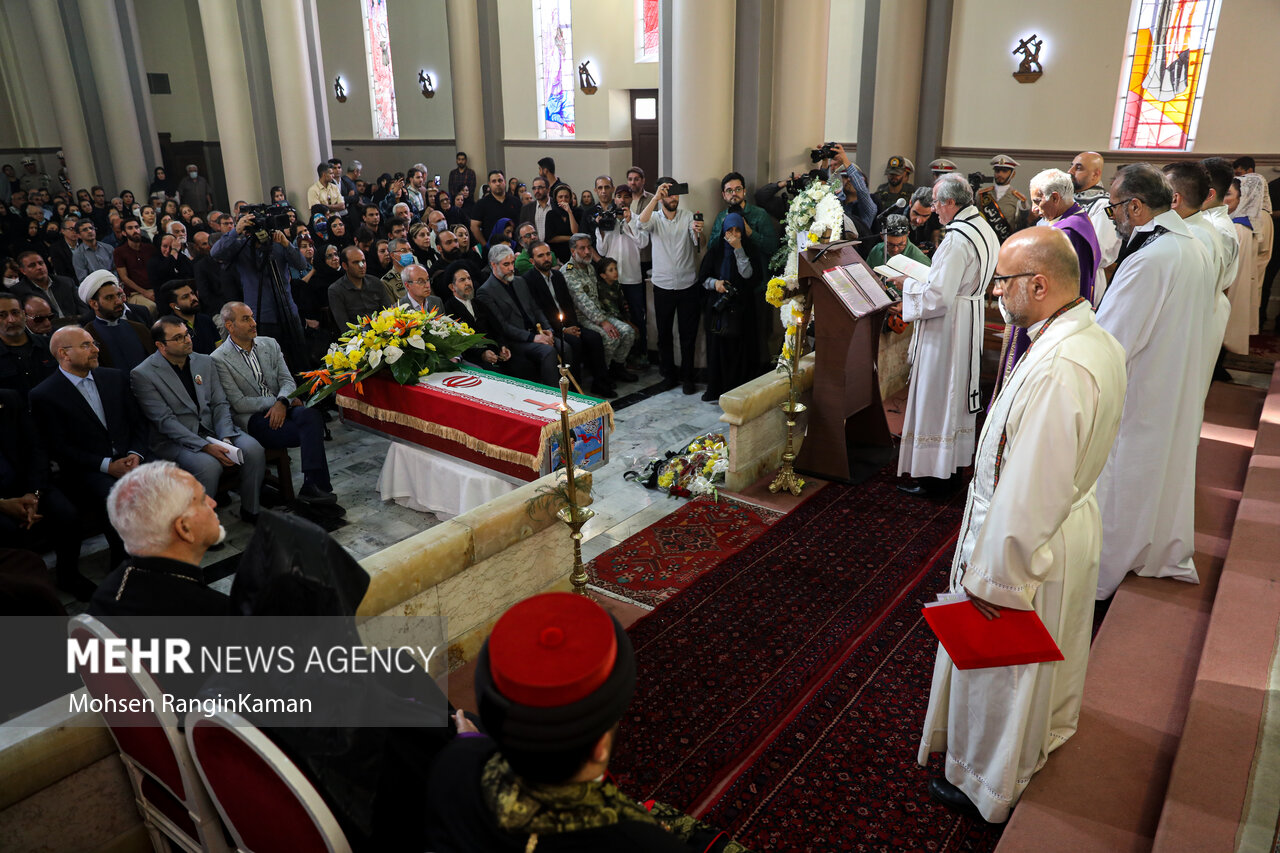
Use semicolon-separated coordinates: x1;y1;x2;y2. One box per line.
186;709;352;853
67;614;231;853
263;447;295;503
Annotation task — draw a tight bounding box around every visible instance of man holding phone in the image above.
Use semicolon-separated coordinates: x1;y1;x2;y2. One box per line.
639;178;703;394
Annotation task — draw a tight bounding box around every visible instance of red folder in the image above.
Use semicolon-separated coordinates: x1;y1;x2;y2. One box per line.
922;601;1064;670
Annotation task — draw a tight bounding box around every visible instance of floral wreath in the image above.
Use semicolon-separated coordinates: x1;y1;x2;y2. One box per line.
764;173;845;370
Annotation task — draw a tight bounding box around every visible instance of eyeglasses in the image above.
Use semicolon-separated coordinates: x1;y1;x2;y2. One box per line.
1104;198;1134;221
990;272;1041;284
163;330;192;342
27;314;54;322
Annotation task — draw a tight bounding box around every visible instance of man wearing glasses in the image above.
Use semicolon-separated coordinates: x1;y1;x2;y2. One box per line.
1094;164;1216;601
131;315;266;526
888;173;1000;497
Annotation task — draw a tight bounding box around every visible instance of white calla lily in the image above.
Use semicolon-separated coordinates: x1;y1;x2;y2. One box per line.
384;344;404;364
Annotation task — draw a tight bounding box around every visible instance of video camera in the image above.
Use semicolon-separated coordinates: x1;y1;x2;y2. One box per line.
786;169;826;195
596;204;624;232
967;172;994;194
240;203;294;244
810;142;839;163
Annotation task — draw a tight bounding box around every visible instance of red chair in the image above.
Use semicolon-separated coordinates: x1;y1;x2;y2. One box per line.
67;614;230;853
185;709;352;853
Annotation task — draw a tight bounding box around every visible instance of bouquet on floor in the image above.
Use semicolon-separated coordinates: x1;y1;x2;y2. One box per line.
625;433;729;499
295;305;490;406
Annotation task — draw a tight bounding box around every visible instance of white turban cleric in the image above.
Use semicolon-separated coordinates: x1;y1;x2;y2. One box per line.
78;270;120;305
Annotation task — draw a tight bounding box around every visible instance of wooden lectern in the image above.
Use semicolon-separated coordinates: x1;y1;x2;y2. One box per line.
793;242;895;484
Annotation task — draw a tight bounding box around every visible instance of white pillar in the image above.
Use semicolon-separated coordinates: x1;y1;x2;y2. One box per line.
197;0;263;207
446;0;487;177
667;0;736;219
29;0;97;188
770;0;830;178
261;0;322;210
76;0;149;192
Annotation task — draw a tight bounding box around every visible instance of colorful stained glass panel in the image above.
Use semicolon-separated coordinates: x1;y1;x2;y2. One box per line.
636;0;659;62
533;0;575;139
1112;0;1221;151
361;0;399;140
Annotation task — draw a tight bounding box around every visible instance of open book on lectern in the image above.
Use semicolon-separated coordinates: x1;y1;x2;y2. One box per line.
873;253;932;287
820;262;895;318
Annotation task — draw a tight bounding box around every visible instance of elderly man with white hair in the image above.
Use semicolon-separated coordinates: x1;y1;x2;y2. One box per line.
87;460;231;617
888;173;1000;496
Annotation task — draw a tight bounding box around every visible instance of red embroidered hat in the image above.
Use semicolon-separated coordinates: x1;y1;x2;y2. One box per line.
488;592;617;707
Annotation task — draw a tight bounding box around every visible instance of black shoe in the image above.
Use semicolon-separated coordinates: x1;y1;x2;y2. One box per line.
897;480;928;496
298;483;338;505
658;376;679;391
57;573;98;602
927;778;988;821
609;363;638;382
682;380;698;395
240;509;259;525
701;390;719;403
591;382;618;399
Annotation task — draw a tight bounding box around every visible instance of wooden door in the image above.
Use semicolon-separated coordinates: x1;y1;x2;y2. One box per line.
629;89;659;192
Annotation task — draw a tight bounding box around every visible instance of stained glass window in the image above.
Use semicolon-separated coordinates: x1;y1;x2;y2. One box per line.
636;0;659;63
533;0;575;138
1112;0;1221;151
361;0;399;140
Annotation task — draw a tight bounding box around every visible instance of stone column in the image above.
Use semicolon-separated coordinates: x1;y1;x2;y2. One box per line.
666;0;736;219
76;0;149;192
196;0;263;208
261;0;323;210
769;0;830;179
446;0;487;176
28;0;96;187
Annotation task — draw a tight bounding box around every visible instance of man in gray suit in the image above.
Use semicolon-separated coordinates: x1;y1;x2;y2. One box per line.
211;302;338;508
397;263;444;314
474;244;564;387
131;315;266;524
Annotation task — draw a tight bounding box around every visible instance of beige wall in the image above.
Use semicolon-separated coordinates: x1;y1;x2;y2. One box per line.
942;0;1280;156
317;0;455;144
823;0;865;145
135;0;217;140
869;0;926;171
0;0;60;149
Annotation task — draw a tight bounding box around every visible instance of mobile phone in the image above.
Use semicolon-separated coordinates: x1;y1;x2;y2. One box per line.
434;176;441;186
667;182;690;196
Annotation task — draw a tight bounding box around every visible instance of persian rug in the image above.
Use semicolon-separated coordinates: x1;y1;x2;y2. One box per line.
610;468;965;819
589;496;785;608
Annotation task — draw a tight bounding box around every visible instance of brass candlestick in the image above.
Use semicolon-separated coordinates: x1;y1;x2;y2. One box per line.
770;296;809;496
556;363;595;596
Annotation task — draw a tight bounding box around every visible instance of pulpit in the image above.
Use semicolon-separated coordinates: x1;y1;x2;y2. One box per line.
793;243;896;484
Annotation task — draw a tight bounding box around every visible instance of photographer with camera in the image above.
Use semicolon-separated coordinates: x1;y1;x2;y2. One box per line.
211;205;309;370
596;185;650;365
378;171;423;223
709;172;778;262
823;142;878;238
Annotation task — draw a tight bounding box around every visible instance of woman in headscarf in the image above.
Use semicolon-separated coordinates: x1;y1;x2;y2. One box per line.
148;166;177;202
138;205;159;241
697;211;764;402
1223;178;1257;354
371;173;393;206
118;191;136;215
545;185;579;263
325;214;352;252
409;221;437;268
486;217;515;254
1235;174;1269;336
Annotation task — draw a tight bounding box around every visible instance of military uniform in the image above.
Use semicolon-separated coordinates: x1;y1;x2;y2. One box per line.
562;258;635;368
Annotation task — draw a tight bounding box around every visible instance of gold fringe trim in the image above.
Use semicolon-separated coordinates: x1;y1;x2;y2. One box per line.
337;394;614;471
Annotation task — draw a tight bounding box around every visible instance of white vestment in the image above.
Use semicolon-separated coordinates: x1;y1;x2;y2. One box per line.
899;206;999;479
1094;209;1216;599
918;301;1127;824
1077;189;1121;306
1185;208;1239;397
1223;221;1257;354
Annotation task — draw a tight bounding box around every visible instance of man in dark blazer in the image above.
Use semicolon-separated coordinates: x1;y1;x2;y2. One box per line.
523;241;614;397
0;387;94;600
474;244;567;388
30;326;148;571
11;250;85;320
131;315;265;524
156;279;219;354
438;261;527;378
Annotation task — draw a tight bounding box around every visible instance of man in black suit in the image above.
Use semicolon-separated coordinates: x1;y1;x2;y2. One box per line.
79;272;153;373
31;324;150;574
474;244;566;388
439;261;527;378
156;279;219;354
0;292;56;399
11;250;85;320
0;388;95;600
523;241;614;397
48;216;81;280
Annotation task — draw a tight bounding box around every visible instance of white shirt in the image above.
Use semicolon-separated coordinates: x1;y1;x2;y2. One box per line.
61;367;119;473
596;218;649;285
639;206;698;290
533;200;552;240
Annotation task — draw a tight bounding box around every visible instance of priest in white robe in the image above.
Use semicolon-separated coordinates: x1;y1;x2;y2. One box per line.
1094;164;1216;600
890;174;999;494
1163;161;1238;399
918;227;1127;824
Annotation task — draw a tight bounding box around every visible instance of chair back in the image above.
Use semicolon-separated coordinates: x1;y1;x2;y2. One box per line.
68;614;230;853
186;710;352;853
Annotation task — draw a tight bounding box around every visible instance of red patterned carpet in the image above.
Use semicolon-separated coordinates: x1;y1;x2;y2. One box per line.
609;469;1000;851
589;496;784;607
